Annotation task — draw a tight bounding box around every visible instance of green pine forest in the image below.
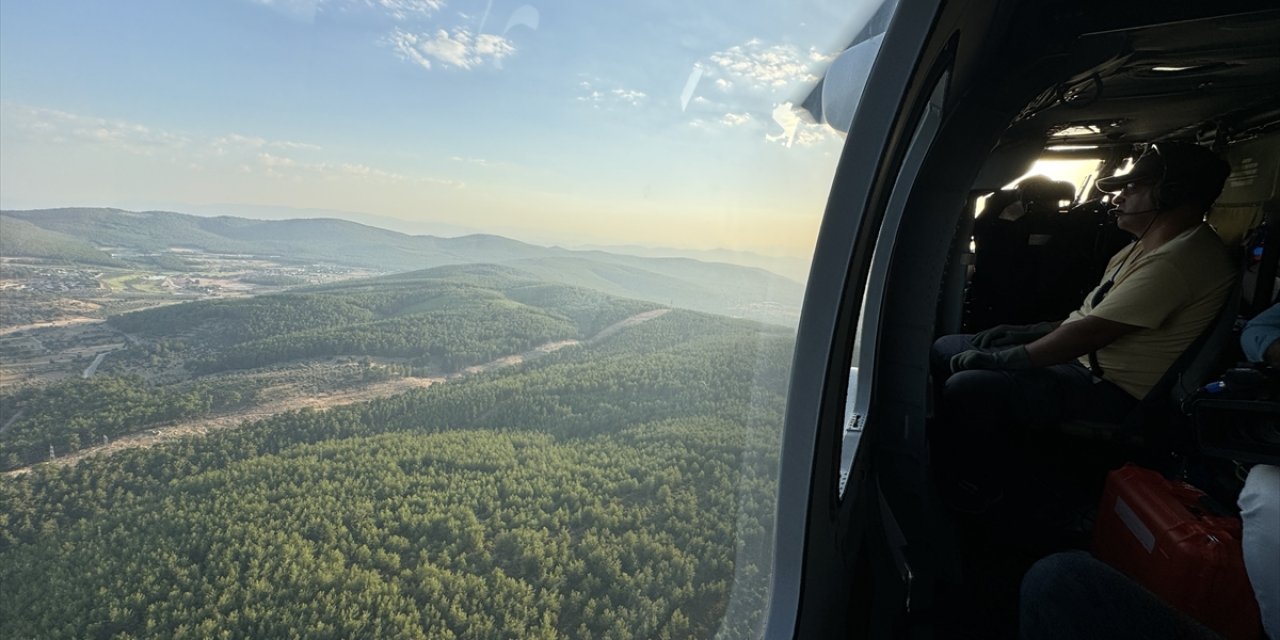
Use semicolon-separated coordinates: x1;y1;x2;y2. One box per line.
0;375;262;470
107;266;658;374
1;268;658;471
1;268;795;638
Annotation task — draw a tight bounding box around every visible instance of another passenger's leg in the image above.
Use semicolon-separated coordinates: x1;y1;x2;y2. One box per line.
1019;551;1220;640
1239;464;1280;640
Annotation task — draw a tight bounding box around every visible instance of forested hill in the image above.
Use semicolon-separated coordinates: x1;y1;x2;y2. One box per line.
1;309;793;639
0;214;124;267
106;265;659;375
3;208;803;324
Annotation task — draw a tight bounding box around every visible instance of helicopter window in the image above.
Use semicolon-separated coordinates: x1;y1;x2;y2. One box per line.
0;0;896;637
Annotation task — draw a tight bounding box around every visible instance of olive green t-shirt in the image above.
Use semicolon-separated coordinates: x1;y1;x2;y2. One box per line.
1064;224;1235;399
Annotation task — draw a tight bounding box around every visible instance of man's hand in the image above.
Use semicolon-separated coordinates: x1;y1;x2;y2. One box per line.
972;321;1060;349
950;346;1032;373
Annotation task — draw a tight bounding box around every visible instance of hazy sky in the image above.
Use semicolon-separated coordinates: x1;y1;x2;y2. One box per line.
0;0;893;257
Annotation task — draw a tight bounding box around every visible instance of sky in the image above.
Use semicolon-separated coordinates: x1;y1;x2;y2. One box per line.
0;0;893;258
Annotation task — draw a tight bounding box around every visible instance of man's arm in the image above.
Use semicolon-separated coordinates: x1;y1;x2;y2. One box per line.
1023;316;1142;367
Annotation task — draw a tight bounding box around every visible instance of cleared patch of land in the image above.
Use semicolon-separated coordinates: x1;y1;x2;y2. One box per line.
0;319;128;388
0;317;103;336
7;376;441;475
0;254;380;333
3;308;670;476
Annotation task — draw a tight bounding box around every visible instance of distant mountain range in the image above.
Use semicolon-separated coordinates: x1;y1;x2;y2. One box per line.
165;202;484;239
0;208;804;325
572;244;811;282
171;203;810;280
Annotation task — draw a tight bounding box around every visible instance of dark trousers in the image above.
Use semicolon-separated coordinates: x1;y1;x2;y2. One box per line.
928;334;1138;490
1020;551;1221;639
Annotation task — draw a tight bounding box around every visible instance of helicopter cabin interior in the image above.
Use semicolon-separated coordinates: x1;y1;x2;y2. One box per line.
777;2;1280;638
924;7;1279;639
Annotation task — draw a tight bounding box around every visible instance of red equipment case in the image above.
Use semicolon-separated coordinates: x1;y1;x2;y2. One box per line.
1093;464;1263;640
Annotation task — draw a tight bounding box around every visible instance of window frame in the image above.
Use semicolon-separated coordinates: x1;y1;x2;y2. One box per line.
764;0;948;635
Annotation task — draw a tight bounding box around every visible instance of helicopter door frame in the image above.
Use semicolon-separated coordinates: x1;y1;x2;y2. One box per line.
764;0;963;636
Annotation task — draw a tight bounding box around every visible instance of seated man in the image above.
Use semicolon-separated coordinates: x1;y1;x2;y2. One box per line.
930;142;1235;505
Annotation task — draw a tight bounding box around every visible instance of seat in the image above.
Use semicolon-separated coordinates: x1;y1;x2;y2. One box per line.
963;177;1098;331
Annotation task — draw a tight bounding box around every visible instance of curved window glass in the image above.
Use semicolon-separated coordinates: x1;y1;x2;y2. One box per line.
1;0;893;637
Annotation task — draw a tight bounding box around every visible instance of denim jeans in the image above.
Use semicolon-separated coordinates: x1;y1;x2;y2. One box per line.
928;334;1138;490
1019;551;1220;639
1240;464;1280;640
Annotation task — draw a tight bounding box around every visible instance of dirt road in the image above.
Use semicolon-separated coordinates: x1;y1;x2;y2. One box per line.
0;410;25;436
0;317;103;336
82;352;109;378
587;308;670;344
3;308;670;476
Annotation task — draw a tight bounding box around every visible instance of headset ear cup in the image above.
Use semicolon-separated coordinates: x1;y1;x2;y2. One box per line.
1159;180;1186;209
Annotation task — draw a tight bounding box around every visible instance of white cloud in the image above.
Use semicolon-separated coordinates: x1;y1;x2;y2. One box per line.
389;29;435;70
362;0;444;20
2;103;190;156
765;102;840;148
252;154;465;187
272;140;323;151
390;27;515;71
577;77;648;108
425;176;466;188
249;0;442;22
3;102;461;187
786;124;839;147
335;162;406;181
610;88;647;106
214;133;267;149
212;134;322;158
708;40;830;90
249;0;322;22
678;40;841;148
257;152;297;168
2;108;326;161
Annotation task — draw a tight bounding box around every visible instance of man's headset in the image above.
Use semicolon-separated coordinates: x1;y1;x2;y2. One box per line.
1096;144;1184;307
1111;143;1194;217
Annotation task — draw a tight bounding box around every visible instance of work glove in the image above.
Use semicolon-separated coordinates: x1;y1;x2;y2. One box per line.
950;346;1032;373
971;321;1058;349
